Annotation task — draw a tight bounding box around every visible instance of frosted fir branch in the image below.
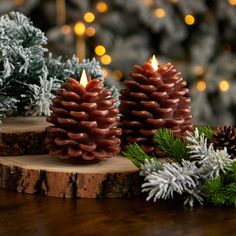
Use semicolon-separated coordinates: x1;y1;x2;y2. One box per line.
183;189;204;207
107;85;120;107
187;128;234;180
24;76;54;116
0;95;18;123
7;11;47;47
139;127;235;207
140;158;163;176
186;128;214;161
2;58;12;79
142;160;202;205
66;56;104;80
198;148;234;180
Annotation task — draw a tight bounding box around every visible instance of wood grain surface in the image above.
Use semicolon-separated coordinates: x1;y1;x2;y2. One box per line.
1;116;48;133
0;189;235;236
0;116;48;155
0;154;141;198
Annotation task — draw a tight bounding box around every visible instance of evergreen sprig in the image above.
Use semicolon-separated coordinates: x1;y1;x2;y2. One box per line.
197;126;214;141
203;162;236;207
0;12;120;122
123;127;236;207
154;129;189;163
123;143;156;168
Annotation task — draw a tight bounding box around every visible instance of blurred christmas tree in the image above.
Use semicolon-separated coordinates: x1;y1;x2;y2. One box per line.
0;10;115;122
1;0;236;125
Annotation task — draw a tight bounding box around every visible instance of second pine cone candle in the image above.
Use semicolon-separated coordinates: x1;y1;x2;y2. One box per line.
120;56;193;155
46;70;121;162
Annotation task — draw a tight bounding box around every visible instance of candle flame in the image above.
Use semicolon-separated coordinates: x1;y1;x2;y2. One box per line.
151;55;159;71
80;69;88;87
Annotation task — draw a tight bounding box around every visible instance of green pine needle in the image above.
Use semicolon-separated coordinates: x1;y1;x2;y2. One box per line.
231;162;236;173
197;126;214;141
203;163;236;207
154;129;189;163
226;183;236;207
203;178;226;206
123;143;156;168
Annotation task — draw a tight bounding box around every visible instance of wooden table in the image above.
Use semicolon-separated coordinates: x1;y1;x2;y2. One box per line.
0;189;235;236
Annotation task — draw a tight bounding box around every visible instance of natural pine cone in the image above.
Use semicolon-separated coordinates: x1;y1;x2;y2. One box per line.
120;62;193;155
212;126;236;159
46;77;121;162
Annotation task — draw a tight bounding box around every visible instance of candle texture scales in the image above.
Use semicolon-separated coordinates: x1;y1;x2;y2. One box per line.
120;62;193;155
46;78;121;162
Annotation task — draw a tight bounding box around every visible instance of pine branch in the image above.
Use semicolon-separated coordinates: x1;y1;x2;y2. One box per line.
140;158;162;176
203;161;236;207
226;183;236;207
122;143;156;168
142;160;203;206
24;76;54;116
0;94;18;123
197;126;213;141
231;161;236;173
186;128;214;161
154;128;189;163
198;149;233;180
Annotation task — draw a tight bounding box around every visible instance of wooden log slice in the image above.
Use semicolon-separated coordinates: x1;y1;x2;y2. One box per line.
0;117;48;156
0;154;141;198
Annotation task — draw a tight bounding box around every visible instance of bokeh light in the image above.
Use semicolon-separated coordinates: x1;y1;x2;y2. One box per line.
96;2;108;13
228;0;236;5
86;27;96;37
114;70;123;80
60;25;71;35
84;12;95;23
196;80;207;92
101;54;112;65
155;8;166;18
193;66;204;76
95;45;106;56
219;80;230;92
185;15;195;25
74;22;86;36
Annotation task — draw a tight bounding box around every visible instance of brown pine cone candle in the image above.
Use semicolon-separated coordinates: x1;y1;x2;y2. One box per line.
46;71;121;162
212;126;236;159
120;57;193;154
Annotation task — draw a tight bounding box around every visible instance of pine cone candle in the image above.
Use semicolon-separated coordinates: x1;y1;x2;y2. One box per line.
212;126;236;159
120;57;193;154
46;70;121;162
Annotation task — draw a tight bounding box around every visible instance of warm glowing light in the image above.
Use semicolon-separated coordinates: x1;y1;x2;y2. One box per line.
84;12;95;23
74;22;86;36
101;54;112;65
143;0;154;6
86;27;96;37
196;80;206;92
228;0;236;5
103;68;109;78
15;0;25;4
151;55;159;71
185;15;195;25
114;70;123;80
193;66;204;76
169;0;178;3
95;45;106;56
155;8;166;18
80;69;88;88
60;25;71;35
219;80;230;92
96;2;108;13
